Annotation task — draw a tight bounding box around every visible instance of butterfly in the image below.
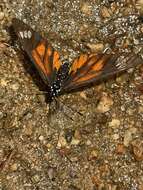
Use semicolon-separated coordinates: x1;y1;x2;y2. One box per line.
12;18;142;102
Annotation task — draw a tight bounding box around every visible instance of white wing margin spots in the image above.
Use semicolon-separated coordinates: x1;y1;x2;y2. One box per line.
115;54;138;71
18;30;32;39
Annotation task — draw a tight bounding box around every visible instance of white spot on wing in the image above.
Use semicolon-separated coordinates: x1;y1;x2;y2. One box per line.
24;31;28;38
27;30;32;38
116;56;127;71
19;30;32;39
19;31;24;39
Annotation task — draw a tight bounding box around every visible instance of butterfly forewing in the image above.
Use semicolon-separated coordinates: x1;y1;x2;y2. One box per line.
12;18;62;85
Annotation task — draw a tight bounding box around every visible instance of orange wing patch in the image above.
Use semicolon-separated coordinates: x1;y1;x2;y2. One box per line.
91;55;109;71
69;54;103;75
43;47;53;75
32;49;47;75
53;51;62;71
70;54;88;74
36;41;46;57
32;42;62;77
73;72;101;83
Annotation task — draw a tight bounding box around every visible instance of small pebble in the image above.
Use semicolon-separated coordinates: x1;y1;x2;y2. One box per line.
86;140;92;146
80;2;92;15
109;119;120;128
11;83;19;91
88;149;99;160
57;136;68;148
47;167;56;180
86;43;104;53
100;6;112;18
0;79;8;87
39;135;44;141
71;138;80;145
31;174;40;183
96;93;113;113
138;184;143;190
132;140;143;161
123;128;137;147
0;12;4;21
112;134;119;140
115;144;125;154
10;163;18;171
80;91;87;100
23;124;33;136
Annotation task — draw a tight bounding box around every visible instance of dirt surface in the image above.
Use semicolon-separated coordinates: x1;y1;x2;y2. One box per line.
0;0;143;190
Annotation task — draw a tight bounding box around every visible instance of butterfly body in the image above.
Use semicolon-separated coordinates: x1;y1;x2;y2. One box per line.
12;18;142;101
49;61;70;98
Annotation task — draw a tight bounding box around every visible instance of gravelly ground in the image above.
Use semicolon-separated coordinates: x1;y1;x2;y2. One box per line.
0;0;143;190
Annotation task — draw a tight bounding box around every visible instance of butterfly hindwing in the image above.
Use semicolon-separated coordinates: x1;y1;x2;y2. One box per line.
62;53;141;92
12;18;62;85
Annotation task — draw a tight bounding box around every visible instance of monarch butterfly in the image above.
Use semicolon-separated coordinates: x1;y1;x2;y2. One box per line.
12;18;142;102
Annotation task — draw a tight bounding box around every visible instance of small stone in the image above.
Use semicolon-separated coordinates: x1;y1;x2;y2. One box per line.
124;131;132;147
136;0;143;11
88;149;99;160
46;143;52;150
138;105;143;113
112;134;119;140
123;128;137;147
139;184;143;190
0;79;8;87
86;43;104;53
74;130;81;139
0;111;3;119
96;93;113;113
39;135;44;141
57;135;68;148
109;119;120;128
23;124;33;136
100;6;112;18
11;83;19;91
10;163;18;171
80;2;92;15
71;138;80;145
70;130;81;145
86;140;92;146
115;144;125;154
0;12;4;21
32;174;40;183
47;167;56;180
131;139;143;161
58;147;70;157
141;25;143;33
91;175;101;186
80;91;87;100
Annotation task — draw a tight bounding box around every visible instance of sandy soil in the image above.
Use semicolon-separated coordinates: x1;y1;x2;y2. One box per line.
0;0;143;190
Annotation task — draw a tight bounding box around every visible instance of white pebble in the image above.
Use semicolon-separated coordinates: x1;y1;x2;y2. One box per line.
0;12;4;21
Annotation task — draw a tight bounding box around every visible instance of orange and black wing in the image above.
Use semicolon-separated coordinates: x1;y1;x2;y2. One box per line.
62;53;142;92
12;18;62;85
